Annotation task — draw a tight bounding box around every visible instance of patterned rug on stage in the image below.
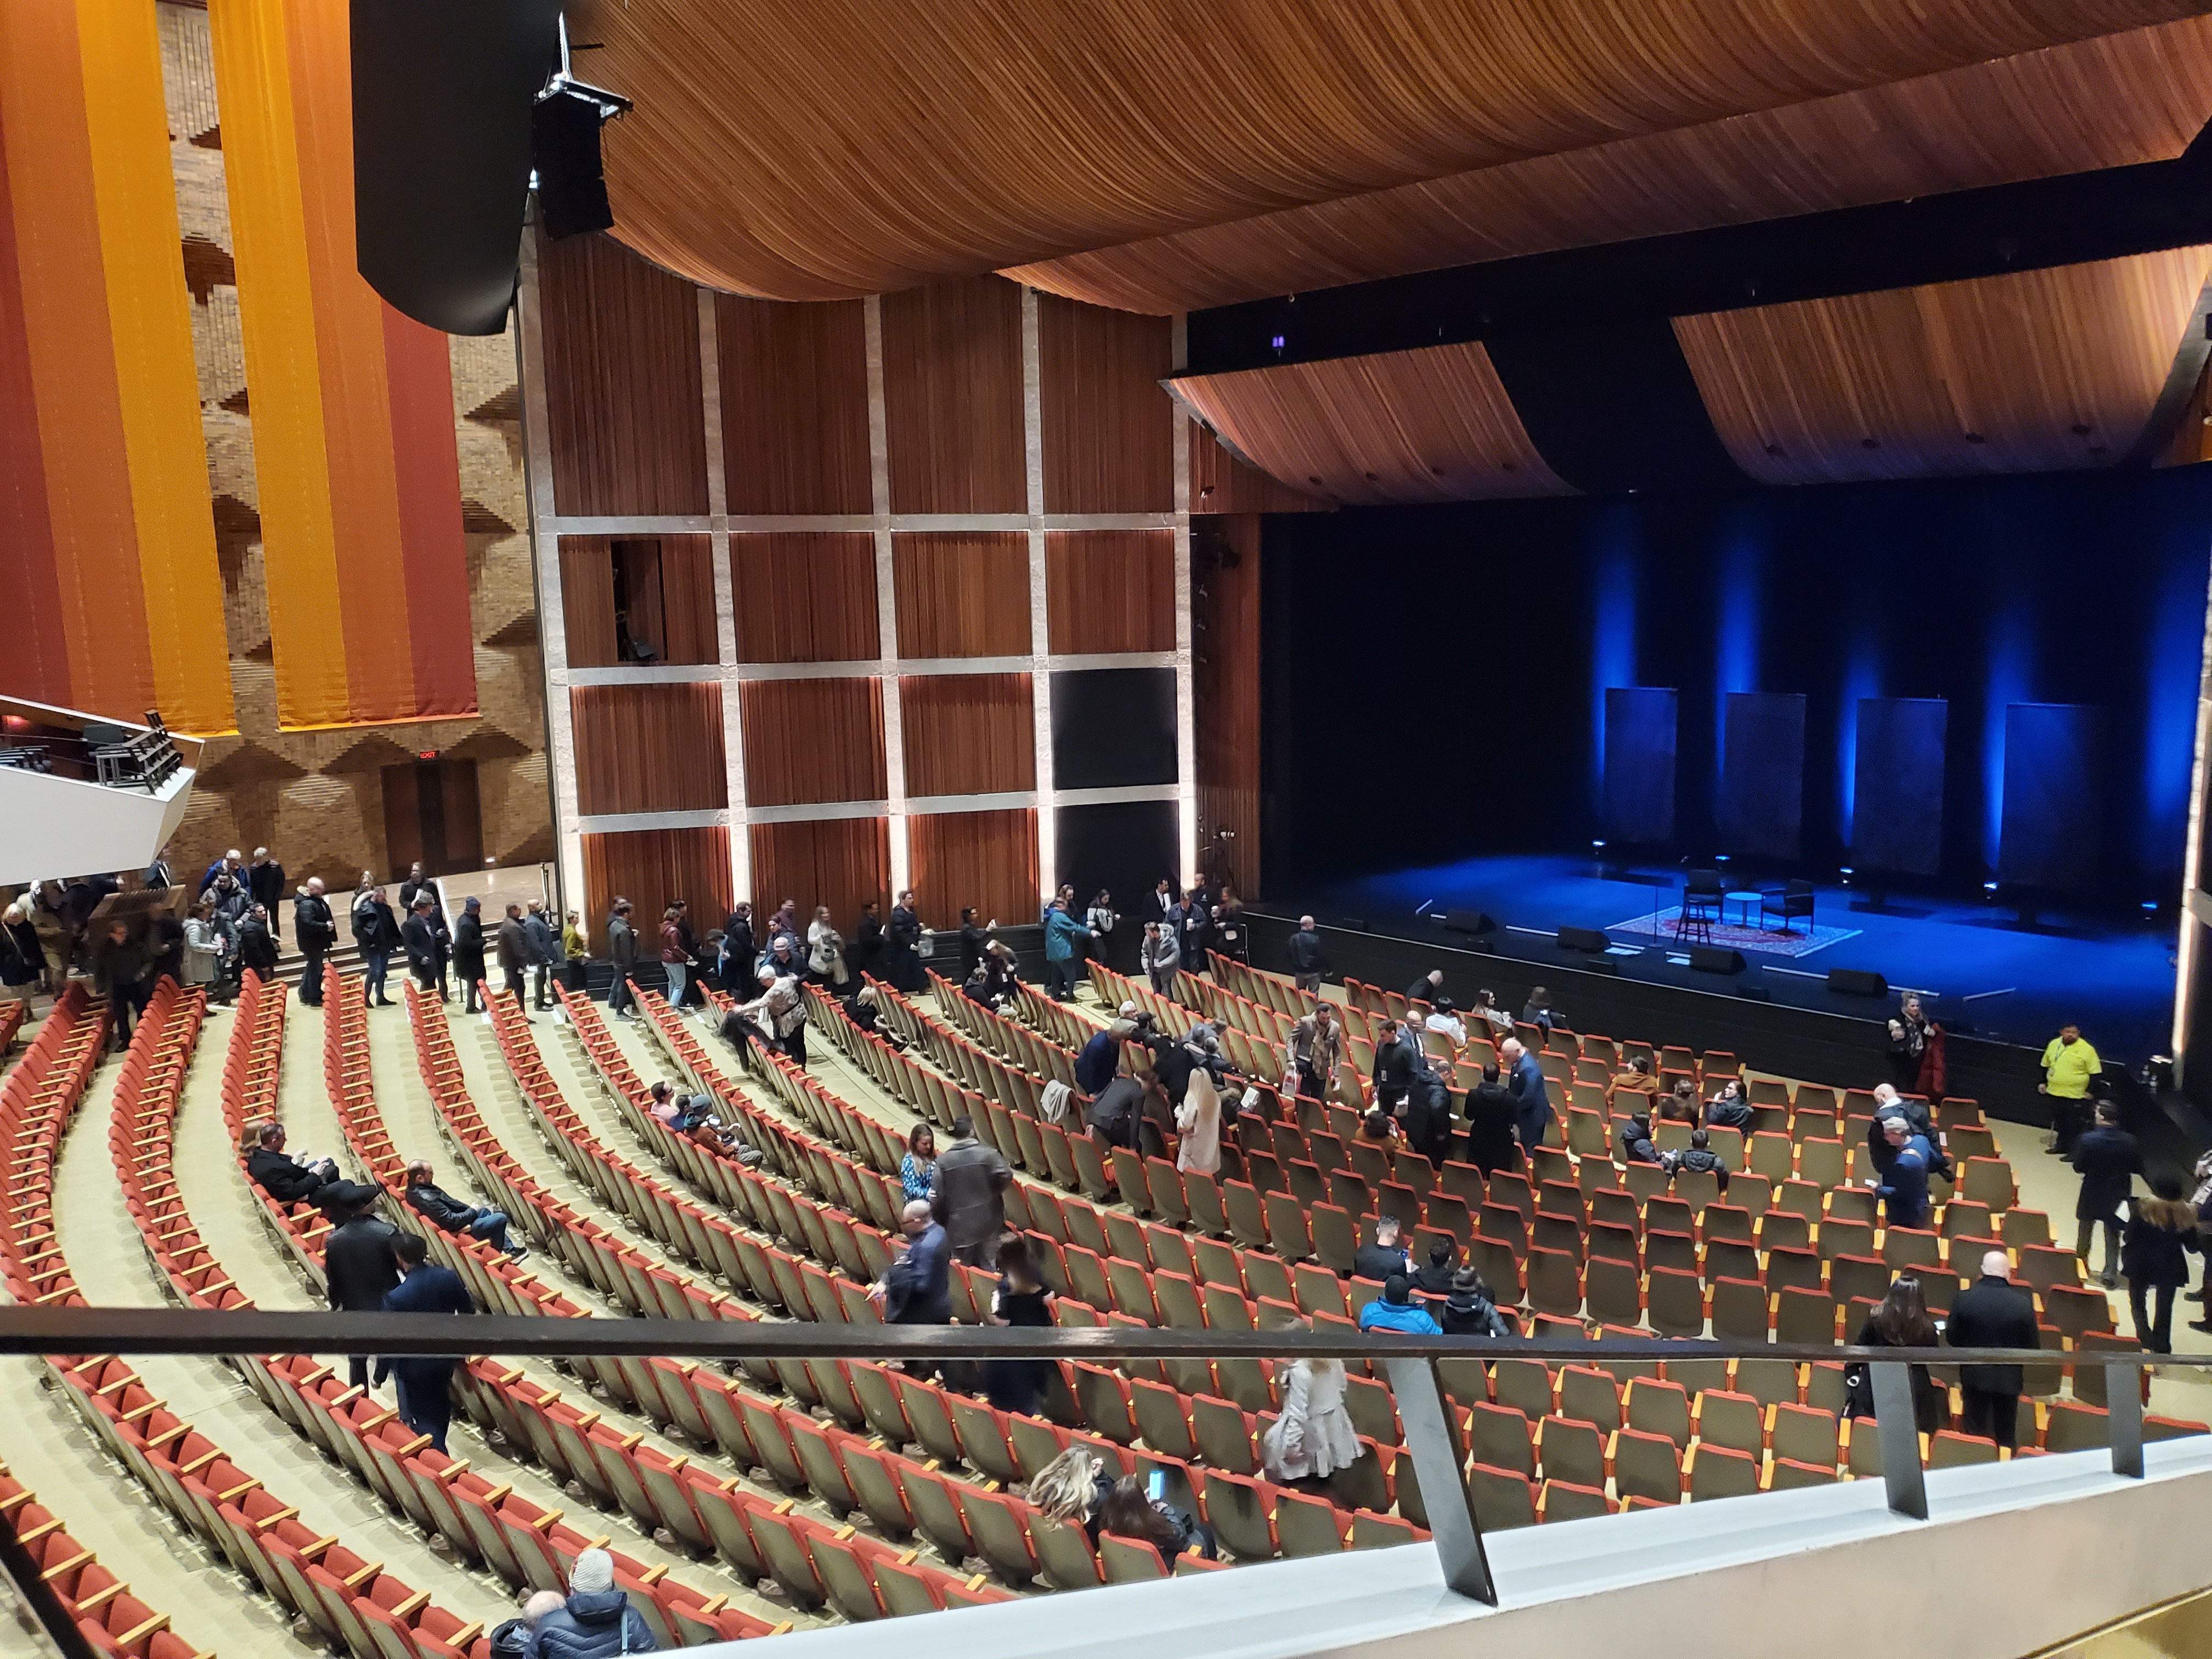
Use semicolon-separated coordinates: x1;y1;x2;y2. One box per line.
1605;909;1861;960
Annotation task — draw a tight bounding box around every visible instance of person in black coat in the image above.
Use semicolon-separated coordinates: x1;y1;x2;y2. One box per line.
1352;1216;1411;1283
382;1232;477;1451
245;1122;337;1205
1461;1064;1518;1175
885;890;925;993
957;907;990;980
452;897;487;1014
852;900;882;978
2070;1101;2142;1289
401;896;447;997
1285;915;1324;994
238;905;279;982
321;1182;404;1389
351;884;401;1008
293;879;335;1007
248;849;287;947
1370;1020;1419;1113
1843;1273;1948;1434
1402;1067;1455;1167
2124;1177;2199;1354
1944;1252;2040;1450
1434;1268;1512;1337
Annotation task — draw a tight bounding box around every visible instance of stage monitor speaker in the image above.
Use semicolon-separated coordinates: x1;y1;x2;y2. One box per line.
1828;968;1889;997
1734;986;1773;1002
1441;913;1497;936
1556;926;1610;952
1689;946;1747;974
1582;958;1619;977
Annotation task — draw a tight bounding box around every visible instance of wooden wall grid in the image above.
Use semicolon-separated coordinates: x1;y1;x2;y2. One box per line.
879;276;1026;514
582;826;733;951
1045;530;1176;653
908;809;1040;930
570;683;728;815
731;532;879;663
718;292;873;514
900;674;1035;798
893;532;1032;657
740;678;888;806
1193;514;1261;896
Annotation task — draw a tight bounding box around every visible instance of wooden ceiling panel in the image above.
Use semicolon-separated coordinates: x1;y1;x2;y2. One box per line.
574;0;2199;299
1174;343;1570;506
1009;20;2212;313
1675;248;2212;485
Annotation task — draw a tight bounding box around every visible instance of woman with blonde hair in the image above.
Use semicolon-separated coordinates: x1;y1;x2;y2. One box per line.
1027;1446;1111;1537
1260;1314;1363;1485
807;904;850;991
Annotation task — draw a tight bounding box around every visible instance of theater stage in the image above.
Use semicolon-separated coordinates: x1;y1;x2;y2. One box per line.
1260;853;2177;1086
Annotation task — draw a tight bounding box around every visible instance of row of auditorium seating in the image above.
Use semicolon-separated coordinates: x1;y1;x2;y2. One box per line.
0;1457;212;1659
84;975;499;1659
0;992;27;1063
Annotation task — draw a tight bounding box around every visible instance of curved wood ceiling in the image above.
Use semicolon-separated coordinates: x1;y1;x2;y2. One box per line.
1675;247;2212;485
1173;344;1568;506
1010;19;2212;314
574;0;2204;301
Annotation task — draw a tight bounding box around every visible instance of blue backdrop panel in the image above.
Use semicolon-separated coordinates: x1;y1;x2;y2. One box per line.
1718;691;1805;860
1603;687;1677;845
1853;698;1947;876
2001;703;2100;889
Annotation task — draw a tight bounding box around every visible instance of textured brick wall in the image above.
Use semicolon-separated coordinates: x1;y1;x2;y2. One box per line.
154;4;550;887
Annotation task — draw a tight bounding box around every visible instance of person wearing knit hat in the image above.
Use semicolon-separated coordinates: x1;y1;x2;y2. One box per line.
524;1547;656;1657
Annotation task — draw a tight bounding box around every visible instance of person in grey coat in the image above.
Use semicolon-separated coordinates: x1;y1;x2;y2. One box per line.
605;900;638;1019
933;1115;1012;1268
523;899;559;1011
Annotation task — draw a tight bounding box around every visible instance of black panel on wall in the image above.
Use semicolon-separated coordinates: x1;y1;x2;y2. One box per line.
1853;698;1948;876
1056;799;1178;970
2001;703;2101;889
1718;691;1805;860
1052;668;1177;789
1603;687;1677;845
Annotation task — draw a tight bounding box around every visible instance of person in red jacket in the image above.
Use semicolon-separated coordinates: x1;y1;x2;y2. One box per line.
659;905;694;1008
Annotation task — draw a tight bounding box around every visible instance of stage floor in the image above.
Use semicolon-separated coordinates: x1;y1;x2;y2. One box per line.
1280;854;2177;1064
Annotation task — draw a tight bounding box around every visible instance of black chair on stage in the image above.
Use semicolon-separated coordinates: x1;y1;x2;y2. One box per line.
1675;870;1722;944
1761;879;1815;935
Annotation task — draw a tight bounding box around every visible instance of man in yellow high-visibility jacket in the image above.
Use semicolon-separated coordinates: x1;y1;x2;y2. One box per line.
2039;1023;2101;1153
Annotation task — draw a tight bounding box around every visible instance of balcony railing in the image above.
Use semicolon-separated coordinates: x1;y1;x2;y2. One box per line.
0;1301;2190;1656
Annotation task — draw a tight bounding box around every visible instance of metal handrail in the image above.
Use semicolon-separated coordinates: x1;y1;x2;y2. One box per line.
0;1306;2179;1610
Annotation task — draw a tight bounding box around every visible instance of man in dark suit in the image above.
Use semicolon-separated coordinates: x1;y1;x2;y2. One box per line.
248;848;287;948
1502;1036;1553;1155
885;890;925;994
381;1232;476;1452
321;1182;404;1389
245;1122;337;1205
1353;1215;1410;1282
2070;1100;2142;1290
402;896;446;997
1945;1250;2040;1451
293;878;335;1007
495;902;532;1012
142;846;174;891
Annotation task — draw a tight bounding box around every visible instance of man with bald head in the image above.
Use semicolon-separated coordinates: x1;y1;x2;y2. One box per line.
1945;1250;2041;1450
881;1198;951;1329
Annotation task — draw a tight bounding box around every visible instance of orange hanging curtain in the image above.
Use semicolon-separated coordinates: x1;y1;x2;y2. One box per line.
210;0;477;730
0;0;233;735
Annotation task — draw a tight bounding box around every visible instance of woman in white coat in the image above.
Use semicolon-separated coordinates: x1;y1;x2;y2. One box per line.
1261;1325;1363;1484
1175;1062;1222;1176
806;905;850;991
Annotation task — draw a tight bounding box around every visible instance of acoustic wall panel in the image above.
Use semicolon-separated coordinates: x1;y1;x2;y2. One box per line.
1602;686;1677;845
748;817;890;932
730;532;879;663
569;684;726;815
1045;530;1175;654
2000;702;2100;889
580;826;732;951
740;678;887;806
1052;667;1177;790
716;292;872;514
1717;691;1805;860
892;532;1032;658
1852;697;1947;875
879;274;1025;514
908;808;1039;930
1038;294;1174;513
900;674;1035;798
1055;800;1180;944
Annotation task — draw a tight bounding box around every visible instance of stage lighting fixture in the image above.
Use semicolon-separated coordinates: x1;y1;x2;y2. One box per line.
2143;900;2160;913
1591;840;1606;851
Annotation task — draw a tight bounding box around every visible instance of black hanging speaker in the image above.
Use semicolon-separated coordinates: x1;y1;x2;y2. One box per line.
1689;946;1747;974
533;87;614;239
353;0;562;335
1828;968;1890;997
1556;926;1610;952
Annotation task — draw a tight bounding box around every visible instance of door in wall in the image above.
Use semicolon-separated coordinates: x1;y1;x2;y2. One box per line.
381;758;484;879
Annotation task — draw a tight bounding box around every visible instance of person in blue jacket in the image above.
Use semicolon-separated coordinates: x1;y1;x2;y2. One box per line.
1357;1274;1443;1336
381;1232;476;1452
1042;897;1093;1003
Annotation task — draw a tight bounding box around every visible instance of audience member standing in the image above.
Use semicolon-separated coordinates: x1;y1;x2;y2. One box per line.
2123;1176;2197;1355
453;896;487;1014
886;890;926;992
934;1115;1012;1268
1281;1002;1344;1105
1945;1251;2039;1451
852;899;882;979
239;903;279;985
1261;1344;1361;1485
724;902;758;978
1871;1116;1931;1231
351;882;400;1008
2070;1101;2142;1289
199;848;244;897
293;878;335;1007
2040;1022;2103;1154
657;905;692;1008
1214;888;1249;966
881;1200;952;1326
182;897;226;1006
1087;890;1119;971
1462;1064;1517;1174
1501;1037;1553;1155
401;896;445;999
806;905;850;991
397;865;450;1000
496;903;532;1012
321;1182;403;1389
248;848;287;948
1286;914;1324;994
979;1233;1056;1418
381;1232;476;1452
92;921;148;1051
1843;1275;1948;1434
561;910;587;996
1042;898;1092;1002
1141;919;1180;996
955;907;990;980
604;900;637;1018
524;900;558;1011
